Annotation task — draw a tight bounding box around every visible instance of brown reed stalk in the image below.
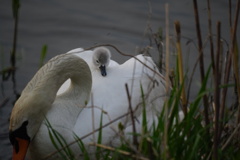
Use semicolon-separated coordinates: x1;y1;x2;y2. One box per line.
174;21;187;115
229;0;232;28
213;21;221;160
219;56;232;139
193;0;210;131
11;0;20;68
219;0;240;138
163;3;170;160
231;0;240;123
125;83;139;148
207;0;215;72
89;143;149;160
11;0;21;98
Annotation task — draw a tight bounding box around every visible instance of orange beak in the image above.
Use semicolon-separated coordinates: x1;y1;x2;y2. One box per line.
12;137;30;160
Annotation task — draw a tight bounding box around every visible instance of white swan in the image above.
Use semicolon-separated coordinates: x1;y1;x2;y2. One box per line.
9;47;166;160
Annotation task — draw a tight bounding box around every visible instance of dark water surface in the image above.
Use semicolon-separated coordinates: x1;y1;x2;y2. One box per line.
0;0;238;159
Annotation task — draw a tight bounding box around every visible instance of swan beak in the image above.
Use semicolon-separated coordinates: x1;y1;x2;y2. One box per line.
99;65;107;77
12;137;30;160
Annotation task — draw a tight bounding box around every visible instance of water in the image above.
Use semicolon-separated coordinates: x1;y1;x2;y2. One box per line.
0;0;238;159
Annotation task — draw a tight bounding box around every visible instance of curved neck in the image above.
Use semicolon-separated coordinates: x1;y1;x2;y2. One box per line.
21;54;92;117
10;54;92;141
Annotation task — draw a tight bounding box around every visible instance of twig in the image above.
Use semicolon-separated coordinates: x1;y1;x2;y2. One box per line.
152;28;164;72
125;83;139;148
0;66;16;80
89;143;149;160
221;123;240;150
0;97;9;108
219;60;231;133
90;93;96;143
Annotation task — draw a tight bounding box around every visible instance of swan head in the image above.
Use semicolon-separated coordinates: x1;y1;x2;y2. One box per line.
92;47;111;77
9;92;52;160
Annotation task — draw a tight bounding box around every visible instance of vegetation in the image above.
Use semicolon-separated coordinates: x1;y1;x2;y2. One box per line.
1;0;239;159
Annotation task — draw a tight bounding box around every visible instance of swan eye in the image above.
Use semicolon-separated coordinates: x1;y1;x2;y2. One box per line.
96;60;99;64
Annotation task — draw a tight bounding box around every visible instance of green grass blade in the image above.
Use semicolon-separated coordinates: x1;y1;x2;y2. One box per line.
96;111;103;159
45;118;75;160
73;133;90;160
39;44;48;68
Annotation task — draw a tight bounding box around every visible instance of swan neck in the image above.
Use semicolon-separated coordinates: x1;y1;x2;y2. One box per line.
18;54;91;119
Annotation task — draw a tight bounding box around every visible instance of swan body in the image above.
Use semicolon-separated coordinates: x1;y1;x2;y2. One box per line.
59;47;166;149
9;47;166;160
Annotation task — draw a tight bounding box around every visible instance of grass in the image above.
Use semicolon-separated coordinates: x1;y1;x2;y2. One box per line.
2;0;240;159
44;63;216;160
39;45;48;68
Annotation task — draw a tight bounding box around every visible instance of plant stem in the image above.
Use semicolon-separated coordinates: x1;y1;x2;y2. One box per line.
174;21;187;115
207;0;215;72
229;0;232;28
163;3;170;160
11;0;20;68
11;0;20;99
230;0;240;123
125;84;138;148
213;21;221;160
193;0;210;132
219;0;240;138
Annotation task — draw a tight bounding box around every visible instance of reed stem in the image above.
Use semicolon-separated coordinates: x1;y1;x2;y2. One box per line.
125;84;138;148
230;0;240;123
163;3;170;160
213;21;221;160
193;0;210;132
174;21;187;115
11;0;20;99
207;0;215;72
229;0;232;28
11;0;20;68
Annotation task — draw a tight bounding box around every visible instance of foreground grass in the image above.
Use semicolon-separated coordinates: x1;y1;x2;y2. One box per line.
45;62;239;160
